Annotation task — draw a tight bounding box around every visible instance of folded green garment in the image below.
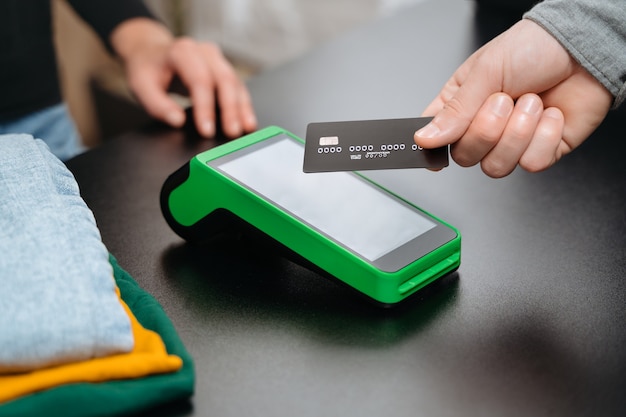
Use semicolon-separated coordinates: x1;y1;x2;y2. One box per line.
0;255;195;417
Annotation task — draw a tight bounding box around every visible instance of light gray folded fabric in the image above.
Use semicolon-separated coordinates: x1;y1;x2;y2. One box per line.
0;134;133;373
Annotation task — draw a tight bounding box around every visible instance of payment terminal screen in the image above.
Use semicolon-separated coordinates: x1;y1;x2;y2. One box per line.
213;134;436;261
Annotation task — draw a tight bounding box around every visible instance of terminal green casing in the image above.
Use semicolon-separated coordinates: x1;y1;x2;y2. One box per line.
161;126;461;306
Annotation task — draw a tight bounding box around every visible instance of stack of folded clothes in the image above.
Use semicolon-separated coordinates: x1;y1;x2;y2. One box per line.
0;134;194;416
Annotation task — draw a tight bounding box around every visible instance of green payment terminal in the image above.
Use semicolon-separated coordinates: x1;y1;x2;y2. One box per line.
160;126;461;306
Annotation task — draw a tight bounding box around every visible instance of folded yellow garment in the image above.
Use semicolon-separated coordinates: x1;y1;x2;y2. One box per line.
0;290;182;404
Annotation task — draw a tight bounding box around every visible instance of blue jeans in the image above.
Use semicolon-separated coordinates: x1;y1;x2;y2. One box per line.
0;103;85;161
0;133;133;371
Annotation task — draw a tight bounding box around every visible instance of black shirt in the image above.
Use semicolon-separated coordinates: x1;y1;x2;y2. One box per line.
0;0;154;121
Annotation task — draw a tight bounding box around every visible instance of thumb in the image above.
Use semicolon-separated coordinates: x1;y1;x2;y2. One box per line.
414;61;498;149
130;71;187;128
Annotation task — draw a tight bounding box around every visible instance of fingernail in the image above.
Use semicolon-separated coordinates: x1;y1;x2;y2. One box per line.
543;107;563;120
201;120;215;137
166;112;185;127
519;95;542;114
230;121;241;135
490;94;512;118
415;123;440;139
246;114;257;128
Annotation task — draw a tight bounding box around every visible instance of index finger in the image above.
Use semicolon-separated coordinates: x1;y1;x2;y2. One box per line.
168;38;219;136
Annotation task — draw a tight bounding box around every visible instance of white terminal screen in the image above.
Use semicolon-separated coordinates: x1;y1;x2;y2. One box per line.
212;134;436;262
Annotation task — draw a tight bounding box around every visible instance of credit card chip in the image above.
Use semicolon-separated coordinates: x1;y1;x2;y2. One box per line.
319;136;339;146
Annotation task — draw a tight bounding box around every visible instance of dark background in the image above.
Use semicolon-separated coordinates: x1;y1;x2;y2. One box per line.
68;1;626;415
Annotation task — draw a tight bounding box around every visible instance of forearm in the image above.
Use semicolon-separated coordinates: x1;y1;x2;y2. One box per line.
524;0;626;108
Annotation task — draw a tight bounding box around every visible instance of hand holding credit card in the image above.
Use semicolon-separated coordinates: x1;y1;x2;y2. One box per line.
303;117;449;173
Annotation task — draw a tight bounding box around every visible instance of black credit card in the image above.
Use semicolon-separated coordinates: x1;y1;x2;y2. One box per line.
303;117;448;173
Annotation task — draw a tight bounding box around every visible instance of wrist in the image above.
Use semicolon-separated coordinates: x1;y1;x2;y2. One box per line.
110;17;174;61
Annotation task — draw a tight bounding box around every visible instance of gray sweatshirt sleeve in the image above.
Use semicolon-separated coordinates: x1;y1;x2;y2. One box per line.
523;0;626;108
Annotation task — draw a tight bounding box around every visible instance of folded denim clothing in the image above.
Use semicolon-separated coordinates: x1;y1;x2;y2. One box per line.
0;280;183;404
0;134;133;372
0;255;195;417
